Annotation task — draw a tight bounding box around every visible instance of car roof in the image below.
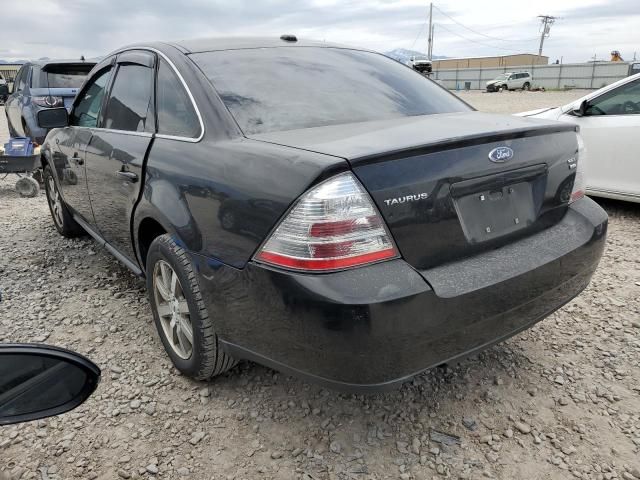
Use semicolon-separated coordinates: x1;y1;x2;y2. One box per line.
167;36;350;54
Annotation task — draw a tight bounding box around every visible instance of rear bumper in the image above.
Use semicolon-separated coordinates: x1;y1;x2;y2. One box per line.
191;197;607;392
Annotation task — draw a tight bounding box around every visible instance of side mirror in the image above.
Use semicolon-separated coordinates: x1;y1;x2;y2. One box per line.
37;108;69;129
571;99;588;117
0;344;100;425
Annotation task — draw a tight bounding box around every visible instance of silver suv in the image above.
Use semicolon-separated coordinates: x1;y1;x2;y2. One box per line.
486;72;531;92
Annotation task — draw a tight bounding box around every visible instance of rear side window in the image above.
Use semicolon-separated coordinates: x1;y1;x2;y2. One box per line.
31;63;94;88
103;64;153;132
192;47;469;135
156;59;201;138
71;67;112;128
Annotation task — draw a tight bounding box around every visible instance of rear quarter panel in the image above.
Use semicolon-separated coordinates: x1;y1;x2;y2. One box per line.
135;137;347;268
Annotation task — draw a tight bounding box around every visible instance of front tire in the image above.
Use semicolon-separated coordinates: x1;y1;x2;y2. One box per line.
43;166;85;237
146;234;237;380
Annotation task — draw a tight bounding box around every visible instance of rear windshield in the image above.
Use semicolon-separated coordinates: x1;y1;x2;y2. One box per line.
31;64;95;88
192;47;470;135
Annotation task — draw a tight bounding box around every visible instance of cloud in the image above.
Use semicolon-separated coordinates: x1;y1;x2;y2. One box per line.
0;0;637;63
558;0;640;20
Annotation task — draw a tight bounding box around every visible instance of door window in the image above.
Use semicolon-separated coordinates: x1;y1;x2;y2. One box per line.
587;79;640;115
102;64;154;132
156;59;201;138
71;67;113;128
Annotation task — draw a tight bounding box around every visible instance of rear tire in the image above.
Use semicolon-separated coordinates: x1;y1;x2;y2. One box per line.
146;234;237;381
43;165;85;237
523;82;531;91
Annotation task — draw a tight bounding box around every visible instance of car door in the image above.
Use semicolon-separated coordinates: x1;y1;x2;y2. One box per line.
85;50;155;264
569;77;640;197
5;65;28;135
53;64;114;225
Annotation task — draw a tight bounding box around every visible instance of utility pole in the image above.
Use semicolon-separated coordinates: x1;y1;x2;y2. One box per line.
427;2;433;60
430;24;435;60
537;15;556;57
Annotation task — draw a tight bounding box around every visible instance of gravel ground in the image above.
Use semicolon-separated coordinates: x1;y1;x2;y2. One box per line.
456;89;589;114
1;95;639;480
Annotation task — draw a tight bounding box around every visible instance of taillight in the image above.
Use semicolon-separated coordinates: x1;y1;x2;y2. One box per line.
33;96;64;108
255;172;398;272
569;133;586;203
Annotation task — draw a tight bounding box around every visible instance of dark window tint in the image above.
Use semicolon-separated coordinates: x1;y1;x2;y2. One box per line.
192;47;469;135
103;64;153;132
71;67;112;128
31;63;94;88
156;59;200;138
587;78;640;116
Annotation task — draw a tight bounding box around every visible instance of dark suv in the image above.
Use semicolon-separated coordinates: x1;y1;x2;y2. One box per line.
37;37;607;391
5;59;95;143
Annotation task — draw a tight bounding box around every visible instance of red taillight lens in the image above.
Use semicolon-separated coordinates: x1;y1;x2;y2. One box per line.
255;172;398;272
33;96;64;108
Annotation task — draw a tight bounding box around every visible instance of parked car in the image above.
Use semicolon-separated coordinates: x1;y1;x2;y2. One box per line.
5;59;96;144
37;36;607;391
486;71;531;92
407;55;432;75
517;72;640;203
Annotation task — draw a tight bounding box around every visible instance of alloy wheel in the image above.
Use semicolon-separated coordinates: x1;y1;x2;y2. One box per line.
46;176;64;228
153;260;194;359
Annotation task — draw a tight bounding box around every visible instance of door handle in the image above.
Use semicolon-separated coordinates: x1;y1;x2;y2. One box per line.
116;170;138;183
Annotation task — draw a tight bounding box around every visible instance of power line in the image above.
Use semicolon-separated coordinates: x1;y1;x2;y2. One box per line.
410;19;427;51
434;22;534;53
432;4;540;43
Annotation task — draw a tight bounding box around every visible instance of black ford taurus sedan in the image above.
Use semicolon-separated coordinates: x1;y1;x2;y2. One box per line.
37;36;607;391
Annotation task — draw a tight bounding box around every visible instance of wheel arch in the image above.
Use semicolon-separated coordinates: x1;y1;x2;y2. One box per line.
136;216;168;270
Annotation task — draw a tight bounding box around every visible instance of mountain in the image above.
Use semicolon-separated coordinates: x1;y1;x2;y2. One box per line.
384;48;447;64
0;59;26;65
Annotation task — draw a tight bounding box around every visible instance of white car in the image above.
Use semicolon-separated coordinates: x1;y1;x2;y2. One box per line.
517;73;640;203
486;72;531;92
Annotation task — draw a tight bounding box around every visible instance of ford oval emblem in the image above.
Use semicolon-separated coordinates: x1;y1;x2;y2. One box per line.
488;146;514;163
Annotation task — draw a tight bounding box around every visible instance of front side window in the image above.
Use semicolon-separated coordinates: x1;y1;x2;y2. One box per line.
71;67;112;128
587;79;640;116
156;59;200;138
103;64;153;132
192;47;469;135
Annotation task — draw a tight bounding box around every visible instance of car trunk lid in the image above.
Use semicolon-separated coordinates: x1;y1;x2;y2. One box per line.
249;112;579;271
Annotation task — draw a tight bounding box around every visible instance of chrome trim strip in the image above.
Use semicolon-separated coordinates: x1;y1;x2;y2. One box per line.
106;45;205;143
92;128;153;137
587;187;640;199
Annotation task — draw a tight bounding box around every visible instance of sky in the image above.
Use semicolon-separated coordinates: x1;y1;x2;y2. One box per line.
1;0;638;63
